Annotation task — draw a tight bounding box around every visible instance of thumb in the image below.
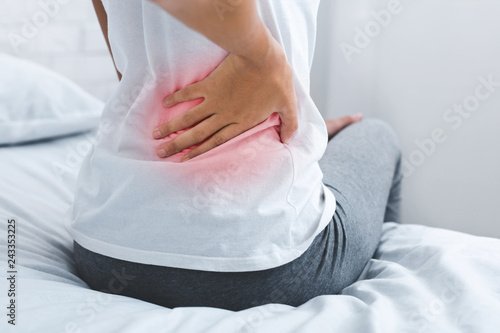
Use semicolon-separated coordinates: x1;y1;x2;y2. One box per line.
278;108;298;144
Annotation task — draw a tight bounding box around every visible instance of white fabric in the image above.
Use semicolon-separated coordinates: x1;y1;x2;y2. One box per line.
66;0;336;272
0;53;103;145
1;131;500;332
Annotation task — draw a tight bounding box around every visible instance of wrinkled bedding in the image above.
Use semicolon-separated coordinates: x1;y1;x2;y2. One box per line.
1;131;499;333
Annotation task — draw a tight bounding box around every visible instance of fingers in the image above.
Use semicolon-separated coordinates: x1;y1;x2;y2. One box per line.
278;106;298;144
338;113;362;128
326;113;363;139
153;104;211;139
156;116;218;158
163;81;203;107
182;123;241;162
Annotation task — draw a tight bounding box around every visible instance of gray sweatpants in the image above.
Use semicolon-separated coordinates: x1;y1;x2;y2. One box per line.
74;118;402;311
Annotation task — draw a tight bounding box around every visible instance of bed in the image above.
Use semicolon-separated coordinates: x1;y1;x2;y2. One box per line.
1;54;500;333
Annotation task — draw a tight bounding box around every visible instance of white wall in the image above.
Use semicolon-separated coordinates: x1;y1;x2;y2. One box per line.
0;0;118;101
311;0;500;238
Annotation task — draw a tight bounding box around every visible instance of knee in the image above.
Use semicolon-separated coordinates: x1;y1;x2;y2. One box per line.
359;118;400;154
360;118;397;138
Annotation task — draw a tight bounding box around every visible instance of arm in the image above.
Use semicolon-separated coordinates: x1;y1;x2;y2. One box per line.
92;0;122;81
150;0;298;160
150;0;271;62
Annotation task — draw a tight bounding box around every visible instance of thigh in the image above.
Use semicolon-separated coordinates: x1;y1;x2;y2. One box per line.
319;118;401;214
318;118;402;282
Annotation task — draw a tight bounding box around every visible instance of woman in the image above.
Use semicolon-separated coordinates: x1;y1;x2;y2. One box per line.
68;0;402;311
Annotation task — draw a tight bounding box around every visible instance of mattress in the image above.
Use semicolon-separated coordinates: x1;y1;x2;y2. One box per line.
1;130;500;333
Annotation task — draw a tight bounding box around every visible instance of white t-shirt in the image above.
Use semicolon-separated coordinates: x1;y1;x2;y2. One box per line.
66;0;336;272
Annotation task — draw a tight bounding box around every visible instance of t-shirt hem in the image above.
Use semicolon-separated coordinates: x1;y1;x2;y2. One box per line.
68;184;337;273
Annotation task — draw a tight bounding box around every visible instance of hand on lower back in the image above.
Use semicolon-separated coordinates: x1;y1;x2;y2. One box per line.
153;33;298;161
325;114;363;140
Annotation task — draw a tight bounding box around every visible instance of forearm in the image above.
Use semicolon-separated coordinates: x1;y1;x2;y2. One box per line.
92;0;121;81
149;0;272;62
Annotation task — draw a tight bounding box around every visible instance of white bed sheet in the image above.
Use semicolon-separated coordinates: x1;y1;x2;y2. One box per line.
1;131;500;333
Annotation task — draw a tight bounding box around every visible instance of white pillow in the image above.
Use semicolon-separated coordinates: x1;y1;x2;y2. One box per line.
0;53;104;145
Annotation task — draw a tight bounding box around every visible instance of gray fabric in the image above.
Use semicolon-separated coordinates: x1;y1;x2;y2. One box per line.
73;118;402;311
